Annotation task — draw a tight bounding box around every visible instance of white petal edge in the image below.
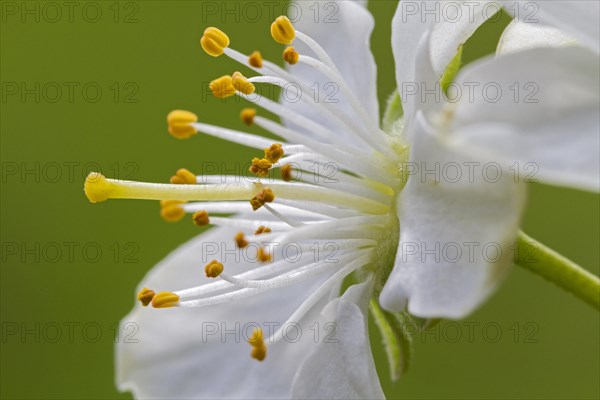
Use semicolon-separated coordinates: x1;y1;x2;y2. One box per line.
501;0;600;54
393;0;498;118
291;279;385;400
450;46;600;192
497;20;577;55
379;113;526;318
117;225;338;399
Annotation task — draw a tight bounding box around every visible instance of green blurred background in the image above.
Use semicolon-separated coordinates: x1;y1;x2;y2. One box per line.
1;1;598;399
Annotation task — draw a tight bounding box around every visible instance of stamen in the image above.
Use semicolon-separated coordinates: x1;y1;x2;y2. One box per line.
200;27;230;57
296;54;393;154
167;110;198;139
267;252;373;344
152;291;180;308
264;143;284;163
205;260;224;278
191;122;274;149
263;203;302;227
248;51;263;68
240;108;256;126
282;46;299;65
192;210;210;226
249;157;273;178
256;247;272;263
281;164;293;181
248;328;267;361
231;71;255;95
255;225;271;235
270;16;295;45
250;188;275;210
137;288;155;307
209;75;236;99
160;201;186;222
170;168;196;185
234;232;249;248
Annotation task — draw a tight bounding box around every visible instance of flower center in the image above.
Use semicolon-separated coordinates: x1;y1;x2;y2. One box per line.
85;16;409;361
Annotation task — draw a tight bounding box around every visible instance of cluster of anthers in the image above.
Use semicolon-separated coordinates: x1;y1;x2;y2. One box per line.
85;16;406;361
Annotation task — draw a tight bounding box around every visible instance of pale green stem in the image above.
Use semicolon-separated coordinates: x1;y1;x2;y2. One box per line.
516;231;600;310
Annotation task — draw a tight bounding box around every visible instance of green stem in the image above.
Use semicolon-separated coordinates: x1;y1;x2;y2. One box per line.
516;231;600;310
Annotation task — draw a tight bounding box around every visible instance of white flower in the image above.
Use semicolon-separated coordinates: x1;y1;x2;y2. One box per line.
81;1;599;399
379;0;600;314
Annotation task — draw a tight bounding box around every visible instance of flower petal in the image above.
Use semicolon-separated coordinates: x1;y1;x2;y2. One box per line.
393;0;496;117
497;20;577;55
291;279;384;400
502;0;600;53
281;1;379;143
379;114;526;319
117;225;336;399
450;46;600;192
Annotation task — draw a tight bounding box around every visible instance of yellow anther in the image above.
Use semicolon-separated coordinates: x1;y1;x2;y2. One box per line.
232;71;255;95
167;110;198;139
249;157;273;178
281;164;293;182
84;172;115;203
283;46;299;65
137;288;155;307
255;225;272;235
193;210;210;226
250;188;275;210
251;345;267;361
248;51;263;68
257;247;272;263
200;27;230;57
152;291;180;308
271;16;295;45
235;232;249;248
264;143;284;163
260;188;275;203
170;168;197;185
205;259;224;278
210;75;236;99
248;328;267;361
160;203;186;222
248;328;264;346
240;108;257;126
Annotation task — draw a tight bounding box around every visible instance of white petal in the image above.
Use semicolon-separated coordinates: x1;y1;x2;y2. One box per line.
450;46;600;192
282;1;379;142
497;20;577;55
393;0;496;117
291;280;384;400
117;225;336;399
502;0;600;53
379;114;526;319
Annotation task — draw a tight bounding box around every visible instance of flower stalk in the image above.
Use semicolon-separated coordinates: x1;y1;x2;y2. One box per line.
516;231;600;310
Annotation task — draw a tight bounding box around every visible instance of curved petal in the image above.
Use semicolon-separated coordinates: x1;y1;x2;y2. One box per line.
281;1;379;143
501;0;600;54
497;20;577;55
450;46;600;192
117;225;336;399
379;114;526;319
393;0;497;117
291;280;384;400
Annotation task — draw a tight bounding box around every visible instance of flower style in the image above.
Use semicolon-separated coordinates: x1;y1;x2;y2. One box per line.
82;1;599;399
